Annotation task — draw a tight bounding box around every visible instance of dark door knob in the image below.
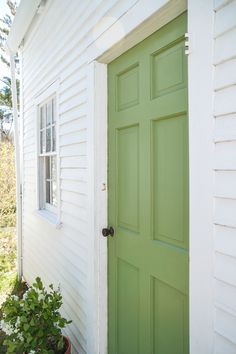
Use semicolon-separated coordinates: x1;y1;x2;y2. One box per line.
102;226;114;237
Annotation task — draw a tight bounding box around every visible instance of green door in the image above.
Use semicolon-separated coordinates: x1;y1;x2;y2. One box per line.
108;13;188;354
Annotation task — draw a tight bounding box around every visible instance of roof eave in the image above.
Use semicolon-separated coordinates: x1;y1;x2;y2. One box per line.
6;0;42;53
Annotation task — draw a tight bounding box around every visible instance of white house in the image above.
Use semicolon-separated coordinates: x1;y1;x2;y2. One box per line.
6;0;236;353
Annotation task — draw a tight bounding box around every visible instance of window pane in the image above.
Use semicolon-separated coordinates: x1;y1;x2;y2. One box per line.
46;127;51;152
46;101;52;126
46;181;50;203
52;180;57;207
51;157;57;207
40;106;45;129
52;126;56;152
40;131;46;153
52;99;56;123
45;156;50;179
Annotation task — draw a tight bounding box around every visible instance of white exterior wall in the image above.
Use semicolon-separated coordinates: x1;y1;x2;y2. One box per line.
213;0;236;353
19;0;236;353
21;1;138;353
20;1;182;353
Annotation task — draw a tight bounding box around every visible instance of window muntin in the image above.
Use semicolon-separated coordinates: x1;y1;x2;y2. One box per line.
39;97;57;211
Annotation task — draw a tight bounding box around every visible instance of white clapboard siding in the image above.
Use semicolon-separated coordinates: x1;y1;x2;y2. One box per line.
214;114;236;142
20;0;141;353
214;59;236;91
213;1;236;352
214;0;236;37
214;141;236;170
215;278;236;313
214;86;236;116
214;307;236;344
214;333;236;354
214;26;236;65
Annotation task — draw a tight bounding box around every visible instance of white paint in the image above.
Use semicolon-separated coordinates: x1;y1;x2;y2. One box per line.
188;1;214;353
214;332;236;354
214;114;236;142
213;0;236;342
214;307;236;344
215;277;236;313
215;225;236;258
10;0;236;352
6;0;42;52
87;61;108;354
215;171;236;199
214;0;236;38
214;26;236;64
214;86;236;116
213;2;236;347
215;198;236;228
214;59;236;91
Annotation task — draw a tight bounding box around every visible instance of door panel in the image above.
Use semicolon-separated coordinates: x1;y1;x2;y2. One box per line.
108;13;188;354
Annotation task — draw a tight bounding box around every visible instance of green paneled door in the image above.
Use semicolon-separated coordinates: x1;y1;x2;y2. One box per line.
108;13;188;354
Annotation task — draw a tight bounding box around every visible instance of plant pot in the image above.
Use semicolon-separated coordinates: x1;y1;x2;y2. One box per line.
63;335;71;354
23;335;71;354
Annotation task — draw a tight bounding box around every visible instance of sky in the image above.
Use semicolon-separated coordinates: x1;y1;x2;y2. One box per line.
0;0;20;88
0;0;10;80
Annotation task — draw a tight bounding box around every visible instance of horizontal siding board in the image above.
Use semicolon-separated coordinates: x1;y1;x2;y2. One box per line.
214;141;236;170
214;86;236;116
59;117;86;136
214;114;236;142
59;129;87;146
215;279;236;313
61;190;87;208
59;92;87;115
215;225;236;257
215;171;236;198
214;59;236;91
59;77;87;103
61;156;87;169
215;0;236;38
61;180;88;195
214;333;236;354
61;201;88;222
215;252;236;286
215;197;236;228
60;106;87;126
60;168;87;182
60;142;87;157
214;307;236;344
214;0;234;11
214;26;236;64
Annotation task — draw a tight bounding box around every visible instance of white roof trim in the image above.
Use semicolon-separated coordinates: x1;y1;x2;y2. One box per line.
6;0;42;52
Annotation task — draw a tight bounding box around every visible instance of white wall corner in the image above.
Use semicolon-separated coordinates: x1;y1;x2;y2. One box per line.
86;61;108;354
188;0;215;353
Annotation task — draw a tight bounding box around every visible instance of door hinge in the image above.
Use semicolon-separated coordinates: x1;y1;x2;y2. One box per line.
185;33;190;55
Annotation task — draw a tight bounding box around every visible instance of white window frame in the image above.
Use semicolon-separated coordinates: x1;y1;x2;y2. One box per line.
34;80;61;227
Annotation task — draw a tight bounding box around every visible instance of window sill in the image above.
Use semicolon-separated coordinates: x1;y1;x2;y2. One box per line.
34;209;62;229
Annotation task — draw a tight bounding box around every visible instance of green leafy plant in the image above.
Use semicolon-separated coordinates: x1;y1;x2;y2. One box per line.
0;277;71;354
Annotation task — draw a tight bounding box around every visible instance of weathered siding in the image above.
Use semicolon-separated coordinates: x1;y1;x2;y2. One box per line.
20;0;138;353
214;0;236;352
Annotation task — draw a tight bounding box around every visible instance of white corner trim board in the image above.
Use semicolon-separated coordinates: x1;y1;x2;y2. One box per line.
188;0;215;353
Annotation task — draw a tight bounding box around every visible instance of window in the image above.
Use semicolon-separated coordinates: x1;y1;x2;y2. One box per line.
38;97;57;213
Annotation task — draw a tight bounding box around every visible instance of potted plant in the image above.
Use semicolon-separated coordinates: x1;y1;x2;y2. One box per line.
0;277;72;354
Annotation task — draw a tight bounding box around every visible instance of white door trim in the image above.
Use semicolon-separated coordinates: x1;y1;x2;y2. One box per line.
86;1;213;353
188;1;214;353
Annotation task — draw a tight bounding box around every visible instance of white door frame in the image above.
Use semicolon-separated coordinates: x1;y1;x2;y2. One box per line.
86;1;214;353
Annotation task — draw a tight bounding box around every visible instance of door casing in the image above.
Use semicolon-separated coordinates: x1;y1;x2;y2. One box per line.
86;1;214;354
